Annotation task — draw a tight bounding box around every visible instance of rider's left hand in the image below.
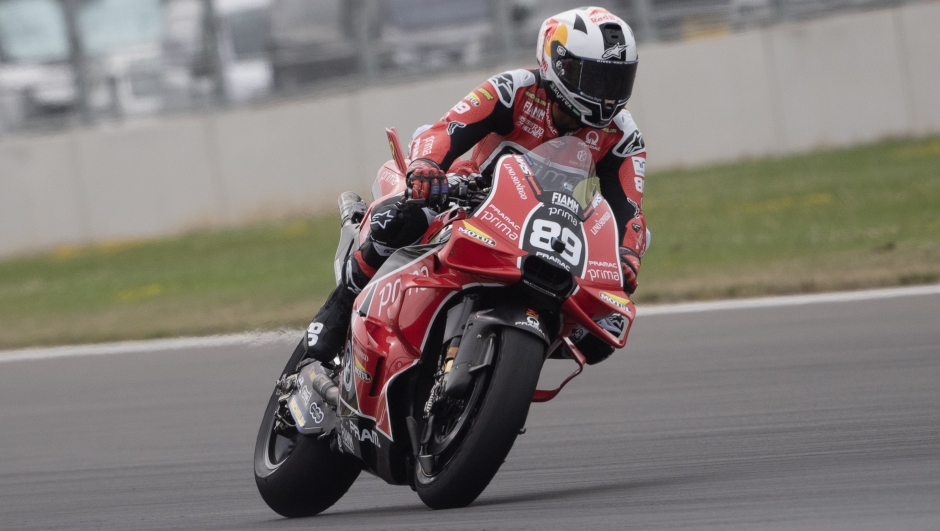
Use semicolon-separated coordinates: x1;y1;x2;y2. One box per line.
406;161;449;206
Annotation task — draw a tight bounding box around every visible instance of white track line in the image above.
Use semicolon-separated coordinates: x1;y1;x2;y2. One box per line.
2;284;938;363
637;283;940;316
0;330;298;364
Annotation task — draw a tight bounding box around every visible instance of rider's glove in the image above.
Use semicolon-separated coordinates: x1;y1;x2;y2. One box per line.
406;160;448;206
619;247;641;294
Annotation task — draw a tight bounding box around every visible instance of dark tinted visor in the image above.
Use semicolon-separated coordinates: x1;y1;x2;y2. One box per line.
552;46;637;102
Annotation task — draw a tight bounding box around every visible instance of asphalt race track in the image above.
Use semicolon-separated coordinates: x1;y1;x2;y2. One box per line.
1;292;938;530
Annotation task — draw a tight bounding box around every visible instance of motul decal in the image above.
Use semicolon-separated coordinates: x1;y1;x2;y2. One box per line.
600;291;632;315
457;222;497;246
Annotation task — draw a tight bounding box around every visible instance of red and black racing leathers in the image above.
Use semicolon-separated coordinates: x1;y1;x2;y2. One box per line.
307;68;649;365
358;68;648;284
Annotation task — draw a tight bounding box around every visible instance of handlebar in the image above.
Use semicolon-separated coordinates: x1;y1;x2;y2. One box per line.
404;176;488;208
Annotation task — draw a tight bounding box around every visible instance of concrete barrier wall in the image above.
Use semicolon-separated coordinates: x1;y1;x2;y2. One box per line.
1;3;938;257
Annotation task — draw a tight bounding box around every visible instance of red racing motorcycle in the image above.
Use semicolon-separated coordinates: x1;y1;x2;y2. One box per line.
254;132;636;516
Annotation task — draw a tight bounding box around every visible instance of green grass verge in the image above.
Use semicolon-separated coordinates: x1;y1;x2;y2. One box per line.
1;136;938;349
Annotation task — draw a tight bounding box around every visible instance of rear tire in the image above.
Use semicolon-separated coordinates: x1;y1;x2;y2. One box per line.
254;341;361;517
415;327;545;509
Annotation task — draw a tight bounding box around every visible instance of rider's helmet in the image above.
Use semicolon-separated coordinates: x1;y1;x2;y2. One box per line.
537;7;638;128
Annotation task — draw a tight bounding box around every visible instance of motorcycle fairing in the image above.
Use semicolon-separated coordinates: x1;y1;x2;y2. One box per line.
344;245;468;437
334;142;638;482
371;160;407;202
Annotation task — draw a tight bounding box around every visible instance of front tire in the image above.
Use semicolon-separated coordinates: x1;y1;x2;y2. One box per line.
415;327;545;509
254;341;361;517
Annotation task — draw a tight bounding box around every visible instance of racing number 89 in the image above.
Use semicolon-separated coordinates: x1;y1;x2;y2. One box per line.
530;219;582;266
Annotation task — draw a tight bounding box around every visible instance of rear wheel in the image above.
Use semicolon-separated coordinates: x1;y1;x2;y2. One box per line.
415;327;545;509
253;341;361;517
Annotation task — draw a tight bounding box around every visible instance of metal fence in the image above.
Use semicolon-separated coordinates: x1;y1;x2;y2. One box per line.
0;0;925;136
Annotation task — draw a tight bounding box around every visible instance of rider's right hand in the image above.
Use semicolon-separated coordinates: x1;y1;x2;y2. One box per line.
406;161;448;206
619;247;641;294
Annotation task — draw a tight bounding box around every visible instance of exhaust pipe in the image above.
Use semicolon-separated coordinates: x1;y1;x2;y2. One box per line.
308;361;339;407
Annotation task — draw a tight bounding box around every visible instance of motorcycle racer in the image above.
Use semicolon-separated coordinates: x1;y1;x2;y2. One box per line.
305;7;648;366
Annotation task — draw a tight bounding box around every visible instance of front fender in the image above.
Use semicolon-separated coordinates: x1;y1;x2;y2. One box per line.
443;303;553;397
467;305;551;346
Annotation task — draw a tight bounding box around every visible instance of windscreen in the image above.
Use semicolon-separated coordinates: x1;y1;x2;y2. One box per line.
525;137;600;212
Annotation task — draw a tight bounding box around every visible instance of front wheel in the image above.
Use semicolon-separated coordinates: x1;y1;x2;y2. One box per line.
254;341;361;517
415;327;545;509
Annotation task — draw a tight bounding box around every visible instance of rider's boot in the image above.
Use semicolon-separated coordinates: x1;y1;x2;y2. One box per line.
567;314;626;365
304;197;432;364
303;254;373;364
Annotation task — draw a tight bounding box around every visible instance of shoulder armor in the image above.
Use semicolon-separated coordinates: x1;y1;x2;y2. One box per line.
486;69;537;108
611;110;645;158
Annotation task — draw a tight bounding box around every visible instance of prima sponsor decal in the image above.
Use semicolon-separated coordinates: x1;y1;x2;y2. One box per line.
600;291;632;314
480;204;520;241
590;212;612;235
587;268;620;282
548;207;579;226
586;260;622;282
522;100;547;121
631;156;646;177
420;136;435;157
465;92;481;106
379;169;398;186
377;278;401;317
457;222;497;246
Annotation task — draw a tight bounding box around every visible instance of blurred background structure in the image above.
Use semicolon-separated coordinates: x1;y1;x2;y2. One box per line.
0;0;938;258
0;0;929;135
0;0;938;348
